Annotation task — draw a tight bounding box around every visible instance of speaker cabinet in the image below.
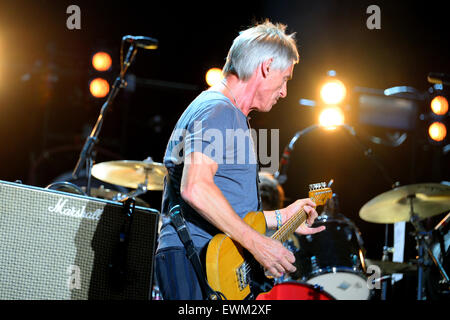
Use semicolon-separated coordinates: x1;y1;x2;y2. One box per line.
0;180;159;300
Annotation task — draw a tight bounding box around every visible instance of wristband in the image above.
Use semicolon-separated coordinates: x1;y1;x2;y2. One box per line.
275;210;282;230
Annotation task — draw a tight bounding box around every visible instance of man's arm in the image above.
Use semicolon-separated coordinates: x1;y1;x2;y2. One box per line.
180;151;296;277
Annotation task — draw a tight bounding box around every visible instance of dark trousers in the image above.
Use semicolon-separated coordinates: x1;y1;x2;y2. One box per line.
154;246;204;300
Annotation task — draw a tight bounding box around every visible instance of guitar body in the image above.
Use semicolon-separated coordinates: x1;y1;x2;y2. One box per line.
205;211;270;300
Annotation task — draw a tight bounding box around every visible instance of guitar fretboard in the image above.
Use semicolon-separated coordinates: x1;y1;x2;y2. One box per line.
270;192;322;242
270;208;308;243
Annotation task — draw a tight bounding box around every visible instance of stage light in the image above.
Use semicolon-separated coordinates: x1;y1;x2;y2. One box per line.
320;78;347;105
428;121;447;142
92;52;112;72
430;95;448;116
319;106;345;130
205;68;223;87
89;78;110;98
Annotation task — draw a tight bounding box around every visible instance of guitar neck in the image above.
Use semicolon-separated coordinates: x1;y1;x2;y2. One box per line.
270;208;308;243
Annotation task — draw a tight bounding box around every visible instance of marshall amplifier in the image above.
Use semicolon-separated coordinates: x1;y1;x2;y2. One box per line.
0;180;160;300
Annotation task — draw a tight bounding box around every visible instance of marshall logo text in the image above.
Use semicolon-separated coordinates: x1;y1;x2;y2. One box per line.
48;198;103;220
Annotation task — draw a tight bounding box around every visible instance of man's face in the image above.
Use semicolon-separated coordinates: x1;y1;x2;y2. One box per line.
255;63;294;112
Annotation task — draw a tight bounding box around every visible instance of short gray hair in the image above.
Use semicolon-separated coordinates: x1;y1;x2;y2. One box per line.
223;20;299;81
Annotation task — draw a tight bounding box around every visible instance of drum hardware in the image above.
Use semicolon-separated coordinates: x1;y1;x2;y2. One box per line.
380;243;395;300
381;246;395;262
360;183;450;300
410;211;449;299
46;181;87;196
371;274;392;285
82;185;150;208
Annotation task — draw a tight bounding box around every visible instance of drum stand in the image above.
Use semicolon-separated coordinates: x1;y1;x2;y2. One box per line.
380;223;395;300
408;195;449;300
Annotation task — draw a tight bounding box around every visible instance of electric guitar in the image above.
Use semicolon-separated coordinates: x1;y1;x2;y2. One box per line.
205;182;333;300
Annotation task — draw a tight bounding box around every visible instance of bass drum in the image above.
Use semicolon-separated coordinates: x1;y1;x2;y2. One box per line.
293;214;371;300
256;282;335;300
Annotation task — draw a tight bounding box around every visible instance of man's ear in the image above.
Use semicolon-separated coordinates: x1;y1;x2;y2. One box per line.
261;58;273;78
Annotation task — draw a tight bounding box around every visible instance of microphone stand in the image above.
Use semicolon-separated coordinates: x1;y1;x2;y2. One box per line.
274;124;319;184
72;41;139;196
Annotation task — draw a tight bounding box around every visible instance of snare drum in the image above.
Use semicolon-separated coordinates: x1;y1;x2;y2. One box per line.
294;214;370;300
256;282;335;300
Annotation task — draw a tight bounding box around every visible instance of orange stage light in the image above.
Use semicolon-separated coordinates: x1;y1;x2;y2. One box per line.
320;78;347;105
89;78;110;98
430;96;448;116
319;106;345;130
428;121;447;142
92;52;112;72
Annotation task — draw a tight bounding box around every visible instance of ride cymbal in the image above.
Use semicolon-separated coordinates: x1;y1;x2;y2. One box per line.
91;160;167;190
359;183;450;224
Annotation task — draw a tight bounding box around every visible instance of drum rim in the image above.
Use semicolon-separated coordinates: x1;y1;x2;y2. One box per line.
314;215;359;227
309;214;366;248
272;281;337;300
306;268;372;299
307;266;368;281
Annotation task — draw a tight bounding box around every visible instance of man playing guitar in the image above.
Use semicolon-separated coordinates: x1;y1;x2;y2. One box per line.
154;20;325;300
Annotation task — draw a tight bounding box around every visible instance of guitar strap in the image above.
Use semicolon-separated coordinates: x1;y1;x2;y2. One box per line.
166;175;225;300
247;116;262;212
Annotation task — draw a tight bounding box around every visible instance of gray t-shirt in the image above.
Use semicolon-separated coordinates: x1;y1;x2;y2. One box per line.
157;90;261;251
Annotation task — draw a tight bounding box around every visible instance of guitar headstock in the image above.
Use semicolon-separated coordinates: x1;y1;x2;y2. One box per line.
308;182;333;206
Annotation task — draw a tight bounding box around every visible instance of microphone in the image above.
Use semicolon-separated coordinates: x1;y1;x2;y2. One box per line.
428;72;450;86
122;35;158;50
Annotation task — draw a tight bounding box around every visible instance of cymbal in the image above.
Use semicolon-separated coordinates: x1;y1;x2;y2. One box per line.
84;186;150;207
366;259;417;274
91;160;167;190
359;183;450;224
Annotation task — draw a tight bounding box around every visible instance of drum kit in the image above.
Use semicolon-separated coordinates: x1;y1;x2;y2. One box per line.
267;183;450;300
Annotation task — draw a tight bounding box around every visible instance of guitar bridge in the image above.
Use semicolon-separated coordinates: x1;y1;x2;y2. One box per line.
236;262;249;291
